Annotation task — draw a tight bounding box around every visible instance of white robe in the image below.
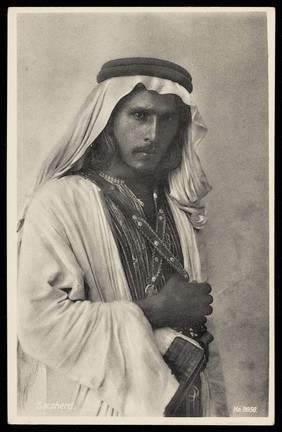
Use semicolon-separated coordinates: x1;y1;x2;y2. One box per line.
18;175;228;417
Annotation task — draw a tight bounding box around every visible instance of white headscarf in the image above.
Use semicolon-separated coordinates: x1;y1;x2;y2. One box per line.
17;75;212;241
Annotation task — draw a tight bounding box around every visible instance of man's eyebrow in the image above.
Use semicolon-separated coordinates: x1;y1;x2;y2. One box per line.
127;105;178;115
127;105;151;111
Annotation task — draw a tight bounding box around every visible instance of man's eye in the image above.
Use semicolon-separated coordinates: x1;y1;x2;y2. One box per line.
132;111;147;120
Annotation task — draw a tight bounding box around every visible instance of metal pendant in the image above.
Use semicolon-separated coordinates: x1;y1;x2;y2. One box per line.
144;284;159;297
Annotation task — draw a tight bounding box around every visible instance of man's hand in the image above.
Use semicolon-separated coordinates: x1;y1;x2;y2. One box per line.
135;273;213;329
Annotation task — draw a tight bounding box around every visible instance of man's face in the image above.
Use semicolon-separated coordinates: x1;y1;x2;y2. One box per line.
111;88;180;177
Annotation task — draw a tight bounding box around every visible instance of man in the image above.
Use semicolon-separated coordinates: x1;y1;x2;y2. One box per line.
17;58;228;417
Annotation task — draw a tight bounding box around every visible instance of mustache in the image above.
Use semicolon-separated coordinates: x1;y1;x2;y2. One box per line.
132;144;157;154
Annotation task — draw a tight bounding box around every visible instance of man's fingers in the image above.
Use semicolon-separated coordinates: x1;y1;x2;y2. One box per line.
198;316;207;326
206;294;213;305
196;304;213;316
197;282;212;294
204;305;213;315
189;315;207;327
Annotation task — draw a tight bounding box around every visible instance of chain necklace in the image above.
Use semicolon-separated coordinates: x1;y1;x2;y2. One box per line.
144;194;167;297
122;185;167;297
99;172;167;297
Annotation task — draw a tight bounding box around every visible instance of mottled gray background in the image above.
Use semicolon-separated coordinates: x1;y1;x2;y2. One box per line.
17;11;270;416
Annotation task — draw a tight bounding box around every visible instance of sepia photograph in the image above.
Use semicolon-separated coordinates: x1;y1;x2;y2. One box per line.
7;7;274;425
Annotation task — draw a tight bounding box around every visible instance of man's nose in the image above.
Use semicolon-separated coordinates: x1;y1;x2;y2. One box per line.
144;116;159;142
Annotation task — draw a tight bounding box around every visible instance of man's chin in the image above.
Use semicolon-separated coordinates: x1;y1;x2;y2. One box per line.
131;163;160;176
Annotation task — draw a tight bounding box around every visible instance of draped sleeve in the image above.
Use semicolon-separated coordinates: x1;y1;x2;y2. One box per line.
17;178;179;416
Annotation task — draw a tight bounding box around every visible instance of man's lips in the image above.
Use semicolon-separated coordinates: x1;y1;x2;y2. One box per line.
133;148;156;155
